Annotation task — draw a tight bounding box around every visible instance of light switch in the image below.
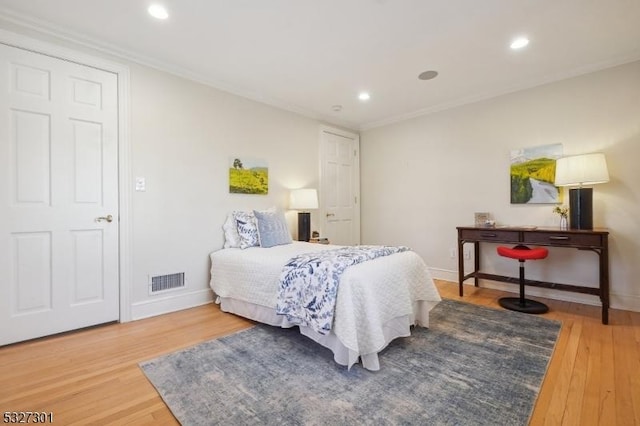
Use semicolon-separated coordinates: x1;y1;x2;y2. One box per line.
135;177;146;192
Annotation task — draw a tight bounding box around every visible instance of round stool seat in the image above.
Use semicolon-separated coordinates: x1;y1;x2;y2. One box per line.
497;245;548;261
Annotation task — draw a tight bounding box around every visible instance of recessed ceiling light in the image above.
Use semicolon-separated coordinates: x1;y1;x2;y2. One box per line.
418;70;439;81
148;4;169;20
510;37;529;50
358;92;370;101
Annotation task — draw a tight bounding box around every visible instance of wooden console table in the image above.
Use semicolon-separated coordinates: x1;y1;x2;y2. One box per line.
457;226;610;324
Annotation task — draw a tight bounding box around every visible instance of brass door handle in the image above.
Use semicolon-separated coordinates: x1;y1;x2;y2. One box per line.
326;213;335;217
96;214;113;223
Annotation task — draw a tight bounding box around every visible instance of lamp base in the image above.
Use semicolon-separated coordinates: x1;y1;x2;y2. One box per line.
569;188;593;230
297;212;311;242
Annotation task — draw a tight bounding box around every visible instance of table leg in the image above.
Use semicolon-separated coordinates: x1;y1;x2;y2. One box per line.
458;238;465;296
474;241;480;287
601;245;610;325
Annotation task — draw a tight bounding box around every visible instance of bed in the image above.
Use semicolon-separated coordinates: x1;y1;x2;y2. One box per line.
209;241;441;371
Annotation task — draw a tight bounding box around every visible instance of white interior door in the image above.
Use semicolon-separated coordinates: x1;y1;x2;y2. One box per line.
320;127;360;246
0;43;119;345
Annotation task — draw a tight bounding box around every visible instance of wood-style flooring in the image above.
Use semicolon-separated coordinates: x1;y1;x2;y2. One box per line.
0;280;638;425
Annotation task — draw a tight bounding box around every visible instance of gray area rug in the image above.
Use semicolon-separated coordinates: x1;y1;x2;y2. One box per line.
140;300;560;425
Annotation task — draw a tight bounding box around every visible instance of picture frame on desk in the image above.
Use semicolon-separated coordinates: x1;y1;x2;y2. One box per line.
474;212;492;228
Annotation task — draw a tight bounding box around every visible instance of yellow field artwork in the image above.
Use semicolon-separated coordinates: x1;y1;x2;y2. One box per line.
229;157;268;195
510;144;562;204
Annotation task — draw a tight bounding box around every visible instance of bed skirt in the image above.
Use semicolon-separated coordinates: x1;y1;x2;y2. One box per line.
217;296;437;371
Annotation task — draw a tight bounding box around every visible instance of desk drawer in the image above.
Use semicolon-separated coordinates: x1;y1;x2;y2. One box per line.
523;232;603;248
459;229;520;243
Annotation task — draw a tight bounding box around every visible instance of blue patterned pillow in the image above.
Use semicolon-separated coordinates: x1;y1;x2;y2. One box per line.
233;211;260;249
253;210;292;248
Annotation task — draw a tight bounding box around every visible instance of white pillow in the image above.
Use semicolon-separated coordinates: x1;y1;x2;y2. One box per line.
222;214;242;248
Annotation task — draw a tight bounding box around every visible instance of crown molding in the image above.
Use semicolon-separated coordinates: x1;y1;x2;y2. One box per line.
0;9;359;132
360;53;640;131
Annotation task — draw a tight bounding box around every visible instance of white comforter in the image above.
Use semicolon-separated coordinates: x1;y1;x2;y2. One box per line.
209;242;441;369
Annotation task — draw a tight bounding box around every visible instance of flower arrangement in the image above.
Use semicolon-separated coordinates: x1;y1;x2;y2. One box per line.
553;205;569;217
553;205;569;229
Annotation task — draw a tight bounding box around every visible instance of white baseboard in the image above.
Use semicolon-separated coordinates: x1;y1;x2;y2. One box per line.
428;267;640;313
610;292;640;313
429;268;460;284
130;288;214;321
128;268;640;320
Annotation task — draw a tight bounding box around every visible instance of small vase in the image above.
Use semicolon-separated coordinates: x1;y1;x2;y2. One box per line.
559;215;568;230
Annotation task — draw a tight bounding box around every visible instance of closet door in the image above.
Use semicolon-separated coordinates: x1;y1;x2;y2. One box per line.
320;127;360;246
0;43;119;345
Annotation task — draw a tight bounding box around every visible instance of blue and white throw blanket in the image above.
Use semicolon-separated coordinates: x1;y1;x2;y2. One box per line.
276;245;409;335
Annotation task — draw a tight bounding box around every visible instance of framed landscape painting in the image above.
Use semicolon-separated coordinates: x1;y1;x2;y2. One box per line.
229;157;268;195
510;144;562;204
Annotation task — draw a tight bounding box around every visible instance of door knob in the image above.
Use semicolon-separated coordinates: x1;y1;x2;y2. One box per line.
96;214;113;223
326;213;335;217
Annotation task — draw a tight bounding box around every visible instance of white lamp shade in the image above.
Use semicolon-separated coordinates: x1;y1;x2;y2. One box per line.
554;153;609;187
289;188;318;210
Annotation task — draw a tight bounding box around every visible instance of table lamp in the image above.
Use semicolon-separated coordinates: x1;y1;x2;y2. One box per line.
554;153;609;229
289;188;318;241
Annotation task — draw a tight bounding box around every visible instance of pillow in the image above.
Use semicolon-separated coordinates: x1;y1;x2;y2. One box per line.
231;207;277;249
233;211;260;249
253;209;292;248
222;214;241;248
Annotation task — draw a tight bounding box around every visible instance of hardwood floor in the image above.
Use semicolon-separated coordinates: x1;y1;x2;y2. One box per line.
437;282;640;426
1;280;638;425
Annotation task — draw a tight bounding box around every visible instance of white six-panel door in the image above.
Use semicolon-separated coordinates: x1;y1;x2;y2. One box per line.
320;128;360;246
0;43;119;345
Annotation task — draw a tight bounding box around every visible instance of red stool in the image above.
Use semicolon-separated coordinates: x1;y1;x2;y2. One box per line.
497;245;549;314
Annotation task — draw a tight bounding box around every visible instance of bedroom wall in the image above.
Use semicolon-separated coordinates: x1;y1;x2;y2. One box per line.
0;21;342;319
360;60;640;312
128;64;329;317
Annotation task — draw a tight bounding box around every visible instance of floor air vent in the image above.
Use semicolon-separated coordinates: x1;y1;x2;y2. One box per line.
150;272;185;294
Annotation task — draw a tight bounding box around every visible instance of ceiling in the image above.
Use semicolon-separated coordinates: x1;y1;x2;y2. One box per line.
1;0;639;130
